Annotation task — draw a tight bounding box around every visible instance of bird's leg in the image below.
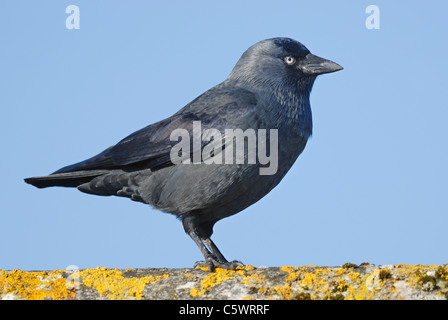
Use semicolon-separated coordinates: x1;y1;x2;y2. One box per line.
187;232;243;271
187;231;216;271
203;238;228;263
183;216;243;271
202;237;244;270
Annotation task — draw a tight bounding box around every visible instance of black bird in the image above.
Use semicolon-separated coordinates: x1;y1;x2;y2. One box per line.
25;38;342;271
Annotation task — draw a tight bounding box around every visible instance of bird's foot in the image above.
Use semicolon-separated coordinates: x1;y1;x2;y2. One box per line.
194;258;244;272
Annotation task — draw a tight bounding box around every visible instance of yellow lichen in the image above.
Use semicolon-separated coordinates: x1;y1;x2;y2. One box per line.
190;265;263;297
80;267;169;300
280;266;294;274
3;264;447;300
190;268;238;297
195;266;209;272
0;267;169;300
0;269;75;300
270;265;400;300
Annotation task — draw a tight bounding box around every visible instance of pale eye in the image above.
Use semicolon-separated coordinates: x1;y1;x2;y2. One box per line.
284;56;296;65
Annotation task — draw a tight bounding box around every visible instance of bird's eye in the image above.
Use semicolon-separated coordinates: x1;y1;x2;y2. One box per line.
284;56;296;65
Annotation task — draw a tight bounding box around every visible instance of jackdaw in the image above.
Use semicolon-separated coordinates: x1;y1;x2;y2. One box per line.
25;37;342;271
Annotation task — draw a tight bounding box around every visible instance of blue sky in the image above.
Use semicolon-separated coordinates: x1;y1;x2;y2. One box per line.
1;1;447;271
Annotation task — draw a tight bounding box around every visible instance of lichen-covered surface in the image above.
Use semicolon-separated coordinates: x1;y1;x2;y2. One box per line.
1;264;447;300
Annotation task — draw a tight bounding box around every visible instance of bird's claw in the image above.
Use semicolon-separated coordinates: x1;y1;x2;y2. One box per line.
194;258;244;272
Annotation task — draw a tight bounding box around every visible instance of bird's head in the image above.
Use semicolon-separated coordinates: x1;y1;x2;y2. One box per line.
228;37;343;92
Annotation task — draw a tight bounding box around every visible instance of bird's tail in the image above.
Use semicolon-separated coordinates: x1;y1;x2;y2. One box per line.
24;170;109;189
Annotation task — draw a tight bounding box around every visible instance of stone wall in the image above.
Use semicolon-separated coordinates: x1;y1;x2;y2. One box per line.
1;264;447;300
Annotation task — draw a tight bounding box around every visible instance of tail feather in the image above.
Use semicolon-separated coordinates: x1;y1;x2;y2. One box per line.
24;170;109;189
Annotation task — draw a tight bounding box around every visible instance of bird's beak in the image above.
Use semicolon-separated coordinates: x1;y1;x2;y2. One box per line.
301;53;343;75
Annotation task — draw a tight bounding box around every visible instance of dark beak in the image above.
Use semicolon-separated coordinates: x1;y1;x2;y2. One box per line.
301;53;343;75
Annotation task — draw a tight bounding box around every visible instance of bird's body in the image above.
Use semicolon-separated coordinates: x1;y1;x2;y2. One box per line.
25;38;342;270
